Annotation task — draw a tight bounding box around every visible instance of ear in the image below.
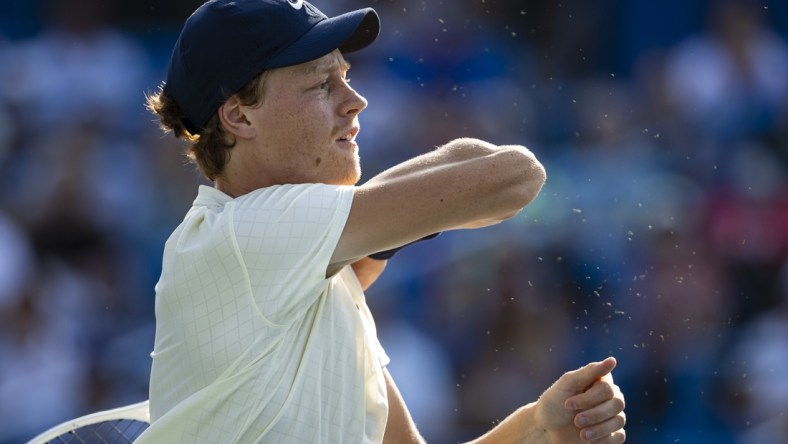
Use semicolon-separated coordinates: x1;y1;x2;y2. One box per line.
218;96;255;139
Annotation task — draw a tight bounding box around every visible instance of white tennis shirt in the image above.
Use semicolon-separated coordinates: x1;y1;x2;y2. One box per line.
136;184;390;443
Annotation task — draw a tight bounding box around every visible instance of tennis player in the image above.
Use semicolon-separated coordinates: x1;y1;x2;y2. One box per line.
138;0;626;442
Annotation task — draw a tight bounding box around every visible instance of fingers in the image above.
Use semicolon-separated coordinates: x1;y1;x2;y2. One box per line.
559;357;617;401
571;381;626;443
567;376;624;413
562;358;626;443
576;402;626;439
584;427;626;443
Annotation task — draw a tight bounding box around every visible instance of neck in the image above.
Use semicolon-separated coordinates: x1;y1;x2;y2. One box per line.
214;176;250;198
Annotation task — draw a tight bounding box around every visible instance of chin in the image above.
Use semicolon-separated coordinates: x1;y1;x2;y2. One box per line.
350;165;362;184
320;170;359;186
338;161;361;186
337;172;361;186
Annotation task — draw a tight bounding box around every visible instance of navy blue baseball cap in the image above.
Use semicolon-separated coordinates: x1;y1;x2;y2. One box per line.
163;0;380;134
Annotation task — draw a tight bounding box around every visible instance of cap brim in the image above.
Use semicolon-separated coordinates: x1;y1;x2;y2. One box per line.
264;8;380;70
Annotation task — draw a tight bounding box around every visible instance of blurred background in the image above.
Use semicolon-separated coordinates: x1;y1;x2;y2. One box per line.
0;0;786;442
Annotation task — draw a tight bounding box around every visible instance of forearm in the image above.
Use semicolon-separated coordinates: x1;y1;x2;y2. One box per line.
383;369;426;444
363;138;545;230
365;138;499;184
366;138;542;191
331;138;545;264
464;403;549;444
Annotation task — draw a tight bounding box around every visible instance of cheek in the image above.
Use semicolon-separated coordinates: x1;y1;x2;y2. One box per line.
282;102;330;144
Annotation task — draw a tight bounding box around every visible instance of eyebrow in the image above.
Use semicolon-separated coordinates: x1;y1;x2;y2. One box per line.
300;54;350;76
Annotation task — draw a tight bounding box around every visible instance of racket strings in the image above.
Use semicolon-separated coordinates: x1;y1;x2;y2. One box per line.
46;419;149;444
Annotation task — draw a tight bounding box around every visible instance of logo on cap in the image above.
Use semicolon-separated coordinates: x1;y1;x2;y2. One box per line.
287;0;304;9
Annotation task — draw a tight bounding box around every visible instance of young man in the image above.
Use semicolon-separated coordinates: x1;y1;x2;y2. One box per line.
139;0;626;442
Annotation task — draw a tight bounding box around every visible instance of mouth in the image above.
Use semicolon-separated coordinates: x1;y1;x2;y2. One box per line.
336;126;360;144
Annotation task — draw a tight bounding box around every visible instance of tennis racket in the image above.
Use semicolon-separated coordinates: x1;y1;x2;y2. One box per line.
27;400;149;444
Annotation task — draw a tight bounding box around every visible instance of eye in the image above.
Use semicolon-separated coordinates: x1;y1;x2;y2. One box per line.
315;73;350;92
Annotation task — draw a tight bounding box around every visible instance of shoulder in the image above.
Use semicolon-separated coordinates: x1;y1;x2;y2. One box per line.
230;184;355;248
233;183;354;211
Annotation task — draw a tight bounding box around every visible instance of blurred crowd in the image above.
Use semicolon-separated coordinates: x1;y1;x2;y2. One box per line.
0;0;786;443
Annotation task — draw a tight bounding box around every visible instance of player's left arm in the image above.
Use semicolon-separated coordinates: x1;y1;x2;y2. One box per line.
351;257;388;290
382;368;426;444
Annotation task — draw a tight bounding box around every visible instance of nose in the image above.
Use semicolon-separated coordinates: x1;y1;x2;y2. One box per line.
340;83;368;117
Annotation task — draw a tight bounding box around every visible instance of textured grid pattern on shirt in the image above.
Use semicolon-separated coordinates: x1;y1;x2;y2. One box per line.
142;184;387;443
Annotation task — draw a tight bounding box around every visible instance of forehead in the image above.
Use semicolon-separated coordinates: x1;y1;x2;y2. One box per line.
290;50;349;76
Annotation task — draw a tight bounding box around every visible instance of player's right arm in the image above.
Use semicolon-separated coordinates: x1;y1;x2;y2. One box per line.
329;137;546;271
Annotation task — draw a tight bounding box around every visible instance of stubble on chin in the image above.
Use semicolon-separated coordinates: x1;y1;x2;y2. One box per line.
349;150;362;184
331;146;361;185
339;161;361;186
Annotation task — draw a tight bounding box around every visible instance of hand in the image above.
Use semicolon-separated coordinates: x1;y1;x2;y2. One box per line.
535;357;626;443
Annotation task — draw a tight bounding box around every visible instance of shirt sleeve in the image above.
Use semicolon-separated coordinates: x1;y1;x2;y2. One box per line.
230;183;354;325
